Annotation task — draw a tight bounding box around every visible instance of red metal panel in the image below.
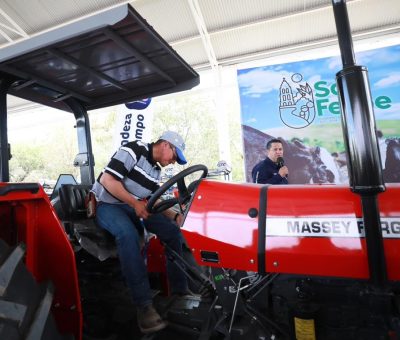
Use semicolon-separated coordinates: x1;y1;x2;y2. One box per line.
182;180;400;281
0;184;82;339
379;185;400;281
265;184;366;279
147;238;169;294
183;180;260;271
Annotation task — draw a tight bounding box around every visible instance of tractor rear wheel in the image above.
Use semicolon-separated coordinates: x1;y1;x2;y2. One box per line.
0;240;73;340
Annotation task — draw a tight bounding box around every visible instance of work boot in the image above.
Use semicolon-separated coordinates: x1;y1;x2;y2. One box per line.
137;304;167;334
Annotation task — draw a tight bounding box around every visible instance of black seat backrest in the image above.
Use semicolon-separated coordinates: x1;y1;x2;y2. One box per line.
59;184;92;221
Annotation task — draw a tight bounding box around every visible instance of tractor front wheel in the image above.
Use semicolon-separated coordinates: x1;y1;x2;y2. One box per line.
0;240;72;340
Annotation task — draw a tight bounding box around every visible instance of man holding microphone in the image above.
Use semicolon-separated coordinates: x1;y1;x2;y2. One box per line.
251;138;289;185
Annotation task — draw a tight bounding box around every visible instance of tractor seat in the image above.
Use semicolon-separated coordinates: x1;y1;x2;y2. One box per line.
59;184;117;261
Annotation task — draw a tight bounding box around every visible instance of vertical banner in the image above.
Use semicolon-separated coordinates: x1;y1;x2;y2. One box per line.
113;98;154;151
237;44;400;184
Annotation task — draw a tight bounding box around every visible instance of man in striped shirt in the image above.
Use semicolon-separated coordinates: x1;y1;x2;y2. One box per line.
91;131;188;334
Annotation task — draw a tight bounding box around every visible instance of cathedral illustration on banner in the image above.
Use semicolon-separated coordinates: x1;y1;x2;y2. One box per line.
278;74;316;129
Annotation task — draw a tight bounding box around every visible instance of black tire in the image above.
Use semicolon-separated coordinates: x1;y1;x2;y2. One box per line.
0;240;73;340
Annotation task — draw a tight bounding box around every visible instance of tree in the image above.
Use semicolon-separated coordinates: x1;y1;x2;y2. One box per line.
151;93;220;171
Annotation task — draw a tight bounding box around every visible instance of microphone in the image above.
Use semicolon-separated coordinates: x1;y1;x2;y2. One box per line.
277;157;285;168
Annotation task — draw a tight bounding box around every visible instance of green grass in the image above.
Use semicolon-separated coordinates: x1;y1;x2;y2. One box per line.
376;120;400;138
265;120;399;154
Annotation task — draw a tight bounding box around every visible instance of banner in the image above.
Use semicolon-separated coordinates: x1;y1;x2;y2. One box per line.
237;44;400;184
113;98;153;151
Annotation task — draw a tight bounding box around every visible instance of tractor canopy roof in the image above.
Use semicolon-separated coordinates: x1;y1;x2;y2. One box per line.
0;4;199;112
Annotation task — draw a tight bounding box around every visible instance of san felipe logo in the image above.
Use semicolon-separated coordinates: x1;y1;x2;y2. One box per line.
279;73;316;129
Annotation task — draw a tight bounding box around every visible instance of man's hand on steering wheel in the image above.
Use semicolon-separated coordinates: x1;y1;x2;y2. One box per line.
146;164;208;215
133;199;150;219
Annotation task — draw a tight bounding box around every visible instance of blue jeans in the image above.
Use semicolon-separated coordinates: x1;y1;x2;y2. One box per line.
95;202;188;307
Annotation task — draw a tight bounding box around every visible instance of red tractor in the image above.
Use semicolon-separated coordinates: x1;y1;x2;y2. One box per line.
1;1;399;340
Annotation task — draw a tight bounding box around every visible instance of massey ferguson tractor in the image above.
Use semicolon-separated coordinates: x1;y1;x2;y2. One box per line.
1;1;399;339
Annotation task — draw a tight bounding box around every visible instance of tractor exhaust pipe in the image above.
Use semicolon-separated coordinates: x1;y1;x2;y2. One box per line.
332;0;387;286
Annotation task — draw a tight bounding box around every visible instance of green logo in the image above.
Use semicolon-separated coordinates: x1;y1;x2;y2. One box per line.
314;81;392;116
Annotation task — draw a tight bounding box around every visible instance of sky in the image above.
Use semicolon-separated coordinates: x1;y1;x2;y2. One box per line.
237;44;400;130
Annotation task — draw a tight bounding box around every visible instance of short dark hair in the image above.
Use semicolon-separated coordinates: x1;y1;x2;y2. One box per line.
266;138;283;150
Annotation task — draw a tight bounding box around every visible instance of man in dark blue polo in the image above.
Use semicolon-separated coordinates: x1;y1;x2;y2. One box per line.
252;138;289;184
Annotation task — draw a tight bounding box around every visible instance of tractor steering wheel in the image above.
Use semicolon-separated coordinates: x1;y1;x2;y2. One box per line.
146;164;208;214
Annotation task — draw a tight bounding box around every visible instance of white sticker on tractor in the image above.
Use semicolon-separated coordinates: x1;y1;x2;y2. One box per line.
266;217;400;238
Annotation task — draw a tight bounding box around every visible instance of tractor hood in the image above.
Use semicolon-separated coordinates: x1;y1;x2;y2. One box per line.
0;4;199;112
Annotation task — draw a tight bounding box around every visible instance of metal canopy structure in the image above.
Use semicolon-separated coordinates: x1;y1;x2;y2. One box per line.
0;3;199;183
0;4;199;112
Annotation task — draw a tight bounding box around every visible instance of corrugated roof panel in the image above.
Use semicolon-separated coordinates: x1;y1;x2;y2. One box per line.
211;7;336;61
200;0;400;67
198;0;332;31
0;18;20;42
348;0;400;32
0;0;128;46
132;0;198;41
171;38;209;67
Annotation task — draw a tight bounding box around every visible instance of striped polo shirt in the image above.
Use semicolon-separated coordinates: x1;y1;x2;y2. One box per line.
92;141;161;204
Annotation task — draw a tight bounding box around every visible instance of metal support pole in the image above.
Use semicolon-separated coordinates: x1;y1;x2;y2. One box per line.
65;98;95;185
332;0;356;68
0;76;14;182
